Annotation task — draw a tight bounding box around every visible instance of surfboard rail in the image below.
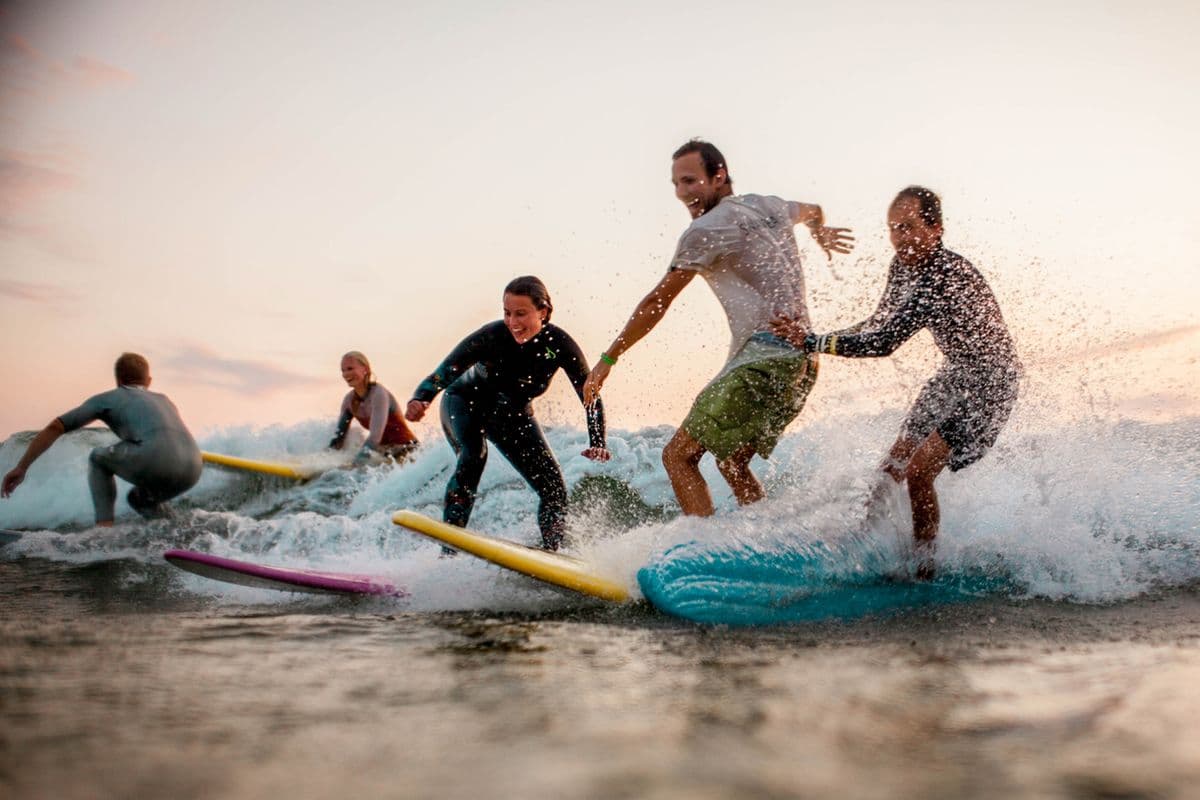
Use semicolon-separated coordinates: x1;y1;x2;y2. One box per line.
164;549;405;596
392;510;630;602
201;451;321;481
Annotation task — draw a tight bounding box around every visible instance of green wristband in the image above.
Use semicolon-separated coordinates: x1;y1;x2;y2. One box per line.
600;352;617;366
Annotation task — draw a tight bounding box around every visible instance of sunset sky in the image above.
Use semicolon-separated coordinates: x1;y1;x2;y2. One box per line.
2;1;1197;441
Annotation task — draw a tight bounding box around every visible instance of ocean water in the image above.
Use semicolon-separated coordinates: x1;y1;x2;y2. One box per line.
2;410;1199;798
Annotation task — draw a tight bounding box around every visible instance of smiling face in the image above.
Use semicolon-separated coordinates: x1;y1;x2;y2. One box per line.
503;292;547;343
340;355;370;393
672;151;728;219
888;196;944;265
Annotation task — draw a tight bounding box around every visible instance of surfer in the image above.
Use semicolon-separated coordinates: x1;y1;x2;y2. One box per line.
1;352;202;526
771;186;1021;577
582;139;854;516
329;351;419;464
405;276;610;551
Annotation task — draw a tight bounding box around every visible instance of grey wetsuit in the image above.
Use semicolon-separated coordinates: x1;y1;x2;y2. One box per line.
58;385;202;523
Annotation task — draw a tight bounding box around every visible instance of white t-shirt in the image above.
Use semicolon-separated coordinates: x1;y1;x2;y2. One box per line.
669;194;810;365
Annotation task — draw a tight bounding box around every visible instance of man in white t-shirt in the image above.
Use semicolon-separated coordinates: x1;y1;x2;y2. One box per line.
583;140;854;516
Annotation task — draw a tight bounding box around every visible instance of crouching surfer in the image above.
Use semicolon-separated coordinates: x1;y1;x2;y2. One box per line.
2;352;202;526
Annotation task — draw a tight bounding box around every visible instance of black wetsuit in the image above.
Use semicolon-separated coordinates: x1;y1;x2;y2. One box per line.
412;321;606;549
813;245;1021;470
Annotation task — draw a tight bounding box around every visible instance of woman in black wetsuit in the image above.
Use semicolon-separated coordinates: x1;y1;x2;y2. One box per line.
405;276;610;551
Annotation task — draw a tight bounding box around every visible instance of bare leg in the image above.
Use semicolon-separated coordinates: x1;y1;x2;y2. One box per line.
662;428;714;517
867;432;952;578
902;432;951;546
893;432;951;579
716;444;764;506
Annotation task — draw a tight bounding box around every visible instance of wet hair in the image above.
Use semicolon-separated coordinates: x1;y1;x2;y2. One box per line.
341;350;376;384
893;186;943;227
114;352;150;386
504;275;553;322
672;139;733;188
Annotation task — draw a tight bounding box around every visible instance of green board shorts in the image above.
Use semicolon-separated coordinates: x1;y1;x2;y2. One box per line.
683;353;819;461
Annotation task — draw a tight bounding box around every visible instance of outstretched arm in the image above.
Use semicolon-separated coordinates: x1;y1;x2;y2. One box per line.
788;201;855;261
2;418;66;497
772;288;925;359
582;268;695;405
558;331;611;462
406;324;494;422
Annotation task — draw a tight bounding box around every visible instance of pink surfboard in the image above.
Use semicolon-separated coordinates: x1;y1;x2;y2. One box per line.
164;549;406;596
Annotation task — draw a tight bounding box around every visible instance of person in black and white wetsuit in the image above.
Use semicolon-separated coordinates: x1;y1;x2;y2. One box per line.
773;186;1021;577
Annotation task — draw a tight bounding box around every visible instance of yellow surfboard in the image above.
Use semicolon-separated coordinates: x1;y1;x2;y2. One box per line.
392;510;630;602
201;451;323;481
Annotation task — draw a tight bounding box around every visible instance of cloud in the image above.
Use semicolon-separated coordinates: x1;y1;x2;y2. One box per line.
0;149;96;262
71;55;134;89
160;345;324;396
0;34;47;107
5;34;41;61
0;278;77;305
0;149;78;217
2;33;134;99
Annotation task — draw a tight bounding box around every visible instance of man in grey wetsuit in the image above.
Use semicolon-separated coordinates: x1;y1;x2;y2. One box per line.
2;353;202;526
773;186;1021;577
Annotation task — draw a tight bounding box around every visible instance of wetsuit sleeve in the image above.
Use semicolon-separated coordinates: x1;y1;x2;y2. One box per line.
834;260;908;337
557;330;607;448
328;394;353;449
57;394;105;433
817;290;927;358
411;324;493;402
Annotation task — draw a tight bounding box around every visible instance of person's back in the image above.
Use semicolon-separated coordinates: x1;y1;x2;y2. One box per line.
63;385;198;450
59;384;202;522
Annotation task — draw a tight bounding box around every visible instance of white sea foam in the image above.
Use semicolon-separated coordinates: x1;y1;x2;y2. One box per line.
2;405;1197;609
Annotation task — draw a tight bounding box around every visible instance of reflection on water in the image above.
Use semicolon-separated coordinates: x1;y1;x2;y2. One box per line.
3;558;1199;800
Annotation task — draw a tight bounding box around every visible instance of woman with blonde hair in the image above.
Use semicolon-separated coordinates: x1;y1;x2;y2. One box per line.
330;351;419;464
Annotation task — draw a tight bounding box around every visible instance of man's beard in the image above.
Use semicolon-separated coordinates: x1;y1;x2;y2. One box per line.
698;194;722;216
